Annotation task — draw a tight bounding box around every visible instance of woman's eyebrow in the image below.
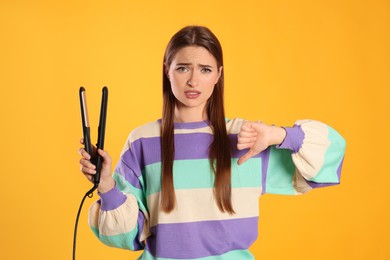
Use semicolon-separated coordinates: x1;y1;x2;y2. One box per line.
175;62;214;68
199;64;213;68
175;62;192;66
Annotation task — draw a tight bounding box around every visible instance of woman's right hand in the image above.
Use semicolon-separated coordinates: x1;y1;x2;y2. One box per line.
78;138;115;193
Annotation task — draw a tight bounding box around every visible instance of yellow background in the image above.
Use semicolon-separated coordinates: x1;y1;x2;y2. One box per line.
1;0;389;259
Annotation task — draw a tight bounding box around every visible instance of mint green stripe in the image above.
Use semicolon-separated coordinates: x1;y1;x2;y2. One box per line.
113;172;148;213
309;126;346;183
144;158;262;196
233;157;262;188
140;249;254;260
91;226;99;237
266;146;296;194
90;226;139;250
142;162;162;196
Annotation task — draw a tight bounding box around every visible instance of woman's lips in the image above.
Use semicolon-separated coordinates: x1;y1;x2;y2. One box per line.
184;90;201;99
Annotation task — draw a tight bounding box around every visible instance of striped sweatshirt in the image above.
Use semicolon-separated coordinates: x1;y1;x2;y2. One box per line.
88;118;346;259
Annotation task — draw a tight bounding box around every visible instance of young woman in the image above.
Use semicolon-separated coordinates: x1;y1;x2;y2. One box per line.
79;26;346;259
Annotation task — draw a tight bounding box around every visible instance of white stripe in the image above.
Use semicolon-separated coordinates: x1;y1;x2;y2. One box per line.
88;195;141;236
120;118;248;155
292;120;330;179
227;118;246;134
147;187;261;227
121;121;161;155
293;168;313;194
120;121;216;156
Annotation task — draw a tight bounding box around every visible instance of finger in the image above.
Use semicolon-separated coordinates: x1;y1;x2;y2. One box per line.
80;164;97;175
237;142;254;150
238;130;257;138
238;136;258;144
241;121;256;132
241;126;255;133
78;148;91;160
80;168;95;182
83;173;94;182
80;138;97;151
79;157;96;169
237;150;256;165
79;158;96;171
241;125;255;133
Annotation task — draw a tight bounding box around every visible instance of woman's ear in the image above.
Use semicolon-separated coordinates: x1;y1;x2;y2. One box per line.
164;63;170;80
215;66;223;84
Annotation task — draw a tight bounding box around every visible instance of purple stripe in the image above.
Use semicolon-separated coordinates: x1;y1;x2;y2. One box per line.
115;159;142;189
122;133;264;168
145;217;258;259
122;134;211;169
306;180;339;188
175;133;213;160
276;124;305;153
174;120;211;129
337;156;344;181
156;119;211;129
99;185;127;211
133;211;146;250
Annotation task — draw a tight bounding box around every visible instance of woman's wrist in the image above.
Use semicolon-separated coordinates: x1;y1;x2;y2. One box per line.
98;176;116;194
269;126;287;146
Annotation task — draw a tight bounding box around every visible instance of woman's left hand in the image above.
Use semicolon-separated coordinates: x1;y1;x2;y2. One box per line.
237;121;286;165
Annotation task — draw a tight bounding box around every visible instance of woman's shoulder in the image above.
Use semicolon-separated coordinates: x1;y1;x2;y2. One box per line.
119;120;161;156
127;119;161;143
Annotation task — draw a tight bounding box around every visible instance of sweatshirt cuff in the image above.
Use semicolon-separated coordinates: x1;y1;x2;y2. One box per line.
276;124;305;153
98;184;127;211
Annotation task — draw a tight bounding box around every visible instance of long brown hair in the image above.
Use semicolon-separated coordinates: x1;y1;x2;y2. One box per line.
161;26;234;214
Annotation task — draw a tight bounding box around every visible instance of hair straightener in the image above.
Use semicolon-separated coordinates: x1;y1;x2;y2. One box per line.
74;86;108;260
79;86;108;186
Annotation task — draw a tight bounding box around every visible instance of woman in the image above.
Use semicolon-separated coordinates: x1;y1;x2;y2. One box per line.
79;26;346;259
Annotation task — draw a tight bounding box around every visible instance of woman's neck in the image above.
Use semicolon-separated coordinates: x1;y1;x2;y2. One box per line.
174;105;208;123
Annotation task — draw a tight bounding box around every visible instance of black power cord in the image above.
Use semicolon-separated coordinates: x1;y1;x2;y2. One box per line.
72;184;98;260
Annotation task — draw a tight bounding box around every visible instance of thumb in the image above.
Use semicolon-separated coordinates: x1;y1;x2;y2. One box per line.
237;149;255;165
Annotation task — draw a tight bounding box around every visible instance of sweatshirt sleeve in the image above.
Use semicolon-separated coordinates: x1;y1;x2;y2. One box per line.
264;119;346;195
88;134;150;251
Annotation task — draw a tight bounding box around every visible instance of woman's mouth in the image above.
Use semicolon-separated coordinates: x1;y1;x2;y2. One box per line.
184;90;201;99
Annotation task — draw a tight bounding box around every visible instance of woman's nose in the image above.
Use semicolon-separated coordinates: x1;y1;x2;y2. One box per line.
187;71;199;87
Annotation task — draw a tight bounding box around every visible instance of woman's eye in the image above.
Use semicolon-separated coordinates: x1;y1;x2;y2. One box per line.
176;67;189;72
201;68;212;73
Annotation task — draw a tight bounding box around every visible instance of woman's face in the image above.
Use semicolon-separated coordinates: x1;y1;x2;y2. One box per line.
167;46;222;117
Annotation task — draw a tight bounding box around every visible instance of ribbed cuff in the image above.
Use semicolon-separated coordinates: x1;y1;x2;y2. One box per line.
98;185;127;211
276;124;305;153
